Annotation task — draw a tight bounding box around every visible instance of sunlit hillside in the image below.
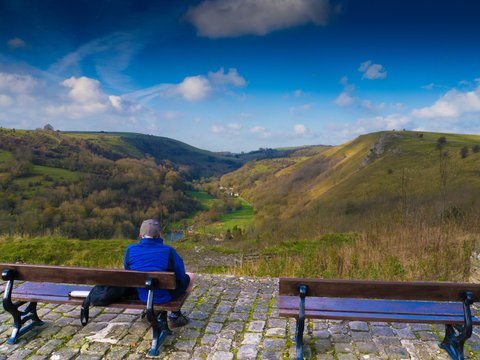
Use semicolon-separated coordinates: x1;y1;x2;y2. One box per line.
222;130;480;244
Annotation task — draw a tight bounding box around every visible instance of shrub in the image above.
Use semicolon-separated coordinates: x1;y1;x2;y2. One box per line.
437;136;447;149
344;201;357;215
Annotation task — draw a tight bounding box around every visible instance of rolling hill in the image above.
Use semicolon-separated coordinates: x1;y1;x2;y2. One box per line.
221;130;480;245
0;128;249;239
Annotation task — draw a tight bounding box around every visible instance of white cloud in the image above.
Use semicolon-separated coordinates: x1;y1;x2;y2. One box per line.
361;99;385;114
228;123;242;130
127;68;247;104
173;75;212;101
290;103;314;114
164;111;182;120
108;95;123;110
412;85;480;119
62;76;104;103
0;73;37;93
421;83;448;90
326;113;412;142
334;91;357;106
0;94;13;107
294;89;303;97
293;124;307;135
334;77;358;107
211;124;225;133
46;76;141;119
7;37;26;49
250;125;271;138
208;68;247;87
184;0;337;38
358;60;387;80
210;122;243;135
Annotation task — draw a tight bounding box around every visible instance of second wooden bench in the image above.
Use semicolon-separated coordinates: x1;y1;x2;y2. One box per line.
279;277;480;360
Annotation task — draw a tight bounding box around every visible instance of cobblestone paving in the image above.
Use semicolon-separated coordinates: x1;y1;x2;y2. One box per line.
1;274;480;359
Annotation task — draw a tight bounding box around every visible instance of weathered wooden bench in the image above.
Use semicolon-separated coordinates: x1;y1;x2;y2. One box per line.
0;263;194;356
279;277;480;360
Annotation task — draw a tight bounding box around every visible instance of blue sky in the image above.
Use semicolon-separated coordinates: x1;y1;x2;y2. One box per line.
1;0;480;152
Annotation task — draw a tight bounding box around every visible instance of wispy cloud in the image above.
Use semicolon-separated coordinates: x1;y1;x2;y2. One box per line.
290;103;314;114
7;37;26;49
208;68;247;87
422;82;449;90
326;113;412;143
126;68;247;103
184;0;339;38
360;99;385;114
210;122;243;135
334;76;358;107
358;60;387;80
250;125;271;138
48;32;146;90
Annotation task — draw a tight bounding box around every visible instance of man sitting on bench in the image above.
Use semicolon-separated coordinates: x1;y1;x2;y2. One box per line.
124;219;190;328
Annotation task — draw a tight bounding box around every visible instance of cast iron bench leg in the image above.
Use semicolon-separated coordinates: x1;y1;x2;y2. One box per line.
439;291;474;360
145;278;172;356
2;270;44;344
295;285;308;360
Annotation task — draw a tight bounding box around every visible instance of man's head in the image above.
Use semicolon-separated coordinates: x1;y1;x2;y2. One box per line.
139;219;161;238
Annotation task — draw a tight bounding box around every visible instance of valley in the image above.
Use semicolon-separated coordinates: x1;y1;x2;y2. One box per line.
2;128;480;282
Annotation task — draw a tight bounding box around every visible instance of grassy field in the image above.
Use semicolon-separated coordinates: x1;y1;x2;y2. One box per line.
0;235;241;273
170;191;255;234
204;198;255;233
209;223;476;282
0;236;136;268
187;190;217;209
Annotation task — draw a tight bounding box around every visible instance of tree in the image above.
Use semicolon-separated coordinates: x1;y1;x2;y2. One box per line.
43;124;54;131
437;136;447;149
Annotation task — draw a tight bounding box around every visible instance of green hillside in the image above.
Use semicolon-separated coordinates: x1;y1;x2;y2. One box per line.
223;130;480;233
0;128;208;238
216;131;480;281
63;131;242;178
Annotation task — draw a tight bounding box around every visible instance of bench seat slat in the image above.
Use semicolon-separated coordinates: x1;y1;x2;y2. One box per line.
279;309;480;325
279;277;480;302
0;263;176;289
11;280;194;312
279;296;466;317
13;283;92;298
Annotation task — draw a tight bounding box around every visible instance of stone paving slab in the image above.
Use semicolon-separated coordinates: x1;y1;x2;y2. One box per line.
1;274;480;359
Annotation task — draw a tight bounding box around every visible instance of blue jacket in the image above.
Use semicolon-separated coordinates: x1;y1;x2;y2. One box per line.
124;237;186;303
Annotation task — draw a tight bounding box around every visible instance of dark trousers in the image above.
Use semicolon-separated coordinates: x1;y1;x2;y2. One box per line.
169;273;190;300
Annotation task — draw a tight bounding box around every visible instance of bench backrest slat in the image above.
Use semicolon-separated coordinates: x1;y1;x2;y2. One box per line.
279;277;480;302
0;263;176;289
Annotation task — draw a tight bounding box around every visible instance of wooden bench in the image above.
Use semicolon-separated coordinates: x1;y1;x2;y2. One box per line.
0;263;194;356
279;277;480;360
